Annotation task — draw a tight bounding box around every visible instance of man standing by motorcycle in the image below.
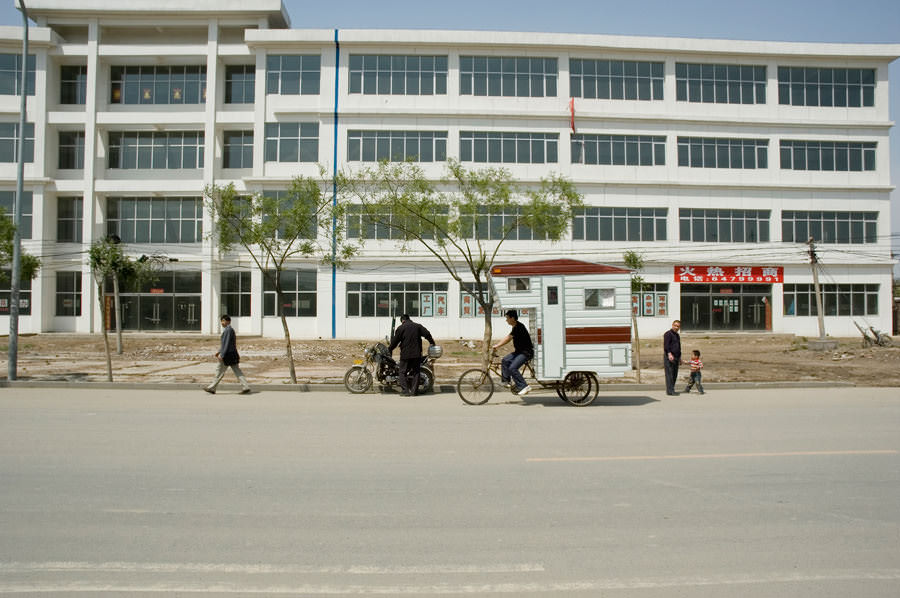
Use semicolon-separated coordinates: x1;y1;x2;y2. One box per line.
389;314;436;396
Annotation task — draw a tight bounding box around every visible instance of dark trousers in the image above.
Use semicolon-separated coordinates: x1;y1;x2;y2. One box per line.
398;357;421;395
664;358;680;395
685;371;704;393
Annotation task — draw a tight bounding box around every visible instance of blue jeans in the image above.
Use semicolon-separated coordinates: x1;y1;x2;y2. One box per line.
501;352;529;391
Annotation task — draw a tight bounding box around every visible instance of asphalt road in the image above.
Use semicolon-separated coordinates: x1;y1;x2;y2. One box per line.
0;386;898;597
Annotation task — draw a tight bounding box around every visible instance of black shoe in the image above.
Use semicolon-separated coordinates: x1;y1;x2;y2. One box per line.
204;388;215;394
666;391;680;396
239;388;251;395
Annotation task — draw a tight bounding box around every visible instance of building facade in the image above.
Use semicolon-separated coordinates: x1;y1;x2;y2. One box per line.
1;0;897;341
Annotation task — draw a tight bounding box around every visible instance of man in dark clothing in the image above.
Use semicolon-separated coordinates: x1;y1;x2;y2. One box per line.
389;314;436;396
205;315;251;395
663;319;682;396
492;309;535;396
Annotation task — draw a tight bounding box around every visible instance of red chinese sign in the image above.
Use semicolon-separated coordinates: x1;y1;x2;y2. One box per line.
675;265;783;283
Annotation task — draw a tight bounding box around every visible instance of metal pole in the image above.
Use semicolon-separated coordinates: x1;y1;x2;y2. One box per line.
808;237;826;340
8;0;29;381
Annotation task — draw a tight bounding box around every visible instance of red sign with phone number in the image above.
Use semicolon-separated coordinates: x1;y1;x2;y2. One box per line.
675;265;783;283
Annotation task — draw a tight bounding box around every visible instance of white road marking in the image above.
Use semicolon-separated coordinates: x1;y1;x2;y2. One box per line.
526;449;899;463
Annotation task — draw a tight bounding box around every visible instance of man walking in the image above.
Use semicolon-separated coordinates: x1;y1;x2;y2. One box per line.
389;314;436;396
663;319;682;396
205;315;251;395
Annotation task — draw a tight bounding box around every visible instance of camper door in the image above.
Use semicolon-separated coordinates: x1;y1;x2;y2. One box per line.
541;276;565;378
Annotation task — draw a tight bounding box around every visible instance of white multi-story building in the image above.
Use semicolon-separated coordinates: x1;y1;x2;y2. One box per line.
1;0;897;340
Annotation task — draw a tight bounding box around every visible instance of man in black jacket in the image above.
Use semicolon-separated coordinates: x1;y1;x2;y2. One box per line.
389;314;436;396
204;315;251;395
663;319;682;396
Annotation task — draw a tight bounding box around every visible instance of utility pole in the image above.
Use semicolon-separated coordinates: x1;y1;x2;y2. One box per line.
8;0;29;381
807;237;837;350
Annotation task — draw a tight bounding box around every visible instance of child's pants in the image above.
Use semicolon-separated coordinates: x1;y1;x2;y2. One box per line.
685;371;704;393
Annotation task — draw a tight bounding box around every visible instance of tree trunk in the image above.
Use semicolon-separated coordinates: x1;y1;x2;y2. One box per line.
280;313;297;384
98;283;113;382
113;274;123;355
631;311;641;383
480;298;494;371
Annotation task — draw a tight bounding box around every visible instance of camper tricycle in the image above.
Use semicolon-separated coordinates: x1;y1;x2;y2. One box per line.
456;259;633;406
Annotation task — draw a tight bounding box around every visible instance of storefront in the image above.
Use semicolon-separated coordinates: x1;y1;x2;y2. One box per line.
676;266;782;332
105;271;202;331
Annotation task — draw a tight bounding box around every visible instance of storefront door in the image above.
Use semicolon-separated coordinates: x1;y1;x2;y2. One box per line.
681;284;772;331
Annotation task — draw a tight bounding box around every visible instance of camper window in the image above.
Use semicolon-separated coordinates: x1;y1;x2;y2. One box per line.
508;277;530;292
585;288;615;309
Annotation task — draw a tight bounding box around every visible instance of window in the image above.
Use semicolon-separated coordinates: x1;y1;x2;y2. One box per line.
679;208;770;243
110;65;206;104
263;270;317;317
632;283;668;317
347;130;447;162
459;131;558;164
782;211;877;244
261;190;317;240
225;65;255;104
585;288;615;309
0;123;34;163
460;56;557;97
570;59;663;100
572;134;665;166
345;204;447;240
677;137;768;169
778;67;875;107
349;55;448;95
779;140;876;171
59;131;85;169
458;205;549;241
107;197;202;244
57;196;83;243
263;122;319;162
573;207;667;241
0;270;31;315
223;131;253;168
0;190;32;239
346;282;448;317
108;131;204;169
508;278;530;292
56;271;82;316
0;54;35;96
676;63;766;104
460;291;505;318
60;65;88;104
221;271;251;317
266;55;320;95
783;283;878;316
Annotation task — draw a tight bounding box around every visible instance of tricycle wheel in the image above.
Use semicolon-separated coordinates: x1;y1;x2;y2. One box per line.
558;371;597;406
457;369;494;405
343;365;373;393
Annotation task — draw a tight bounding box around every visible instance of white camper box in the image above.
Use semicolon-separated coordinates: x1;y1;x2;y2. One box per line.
490;259;633;382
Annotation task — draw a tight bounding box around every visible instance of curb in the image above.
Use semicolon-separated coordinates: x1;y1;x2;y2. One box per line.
0;380;856;393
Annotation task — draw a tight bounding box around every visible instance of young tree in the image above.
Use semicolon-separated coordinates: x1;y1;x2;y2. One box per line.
623;250;645;383
340;159;582;368
205;173;356;384
0;209;41;281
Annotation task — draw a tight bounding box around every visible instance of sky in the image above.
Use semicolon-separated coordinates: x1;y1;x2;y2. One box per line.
2;0;899;272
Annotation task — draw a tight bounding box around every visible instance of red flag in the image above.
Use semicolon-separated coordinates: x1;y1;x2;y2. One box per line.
568;97;575;133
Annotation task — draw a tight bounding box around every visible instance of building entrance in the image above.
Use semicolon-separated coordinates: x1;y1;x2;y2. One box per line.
105;272;202;331
680;284;771;331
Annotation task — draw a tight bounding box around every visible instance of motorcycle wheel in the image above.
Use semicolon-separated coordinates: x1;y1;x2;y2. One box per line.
344;365;373;393
418;367;434;393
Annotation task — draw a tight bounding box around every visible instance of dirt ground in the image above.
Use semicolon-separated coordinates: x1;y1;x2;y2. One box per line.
2;331;899;387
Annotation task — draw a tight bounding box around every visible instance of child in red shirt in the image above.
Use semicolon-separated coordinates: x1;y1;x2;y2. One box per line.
683;349;705;395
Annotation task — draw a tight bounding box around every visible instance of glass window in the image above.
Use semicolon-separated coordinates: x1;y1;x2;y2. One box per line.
347;281;448;317
266;55;320;95
220;271;251;317
571;59;663;101
0;190;32;239
0;269;31;315
676;62;765;104
508;278;530;292
108;131;204;169
0;122;34;163
225;65;255;104
223;130;253;168
779;140;876;171
573;207;667;241
107;197;202;244
679;208;769;243
263;270;317;317
349;54;447;95
677;137;768;169
60;65;88;104
585;288;615;309
572;134;665;166
460;55;557;97
0;54;35;96
347;130;447;162
782;210;877;244
631;283;668;317
345;204;448;240
459;131;557;164
56;271;82;316
58;131;85;169
783;283;877;316
263;122;319;163
57;196;83;243
110;65;206;104
777;67;875;107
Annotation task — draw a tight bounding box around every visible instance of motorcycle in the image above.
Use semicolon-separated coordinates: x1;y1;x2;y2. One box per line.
344;339;442;394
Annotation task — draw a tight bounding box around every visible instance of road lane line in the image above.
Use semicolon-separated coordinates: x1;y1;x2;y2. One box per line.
526;449;899;463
